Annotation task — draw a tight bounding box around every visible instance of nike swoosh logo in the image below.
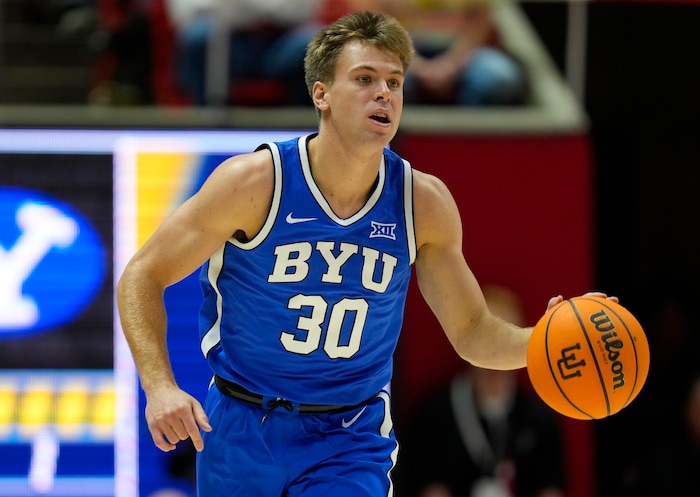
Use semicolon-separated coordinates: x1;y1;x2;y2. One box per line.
286;212;317;224
341;406;367;428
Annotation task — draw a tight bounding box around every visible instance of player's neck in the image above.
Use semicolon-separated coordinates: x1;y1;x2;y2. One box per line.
309;128;386;170
307;133;383;219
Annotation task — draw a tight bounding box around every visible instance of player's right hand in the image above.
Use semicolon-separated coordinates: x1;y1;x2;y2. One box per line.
145;385;212;452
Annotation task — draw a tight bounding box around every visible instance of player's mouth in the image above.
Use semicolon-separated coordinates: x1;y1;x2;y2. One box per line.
370;112;391;124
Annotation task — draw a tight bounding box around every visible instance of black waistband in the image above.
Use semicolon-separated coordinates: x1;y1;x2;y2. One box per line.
214;375;366;414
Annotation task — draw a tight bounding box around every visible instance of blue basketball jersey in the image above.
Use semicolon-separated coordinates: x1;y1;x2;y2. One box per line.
198;134;416;405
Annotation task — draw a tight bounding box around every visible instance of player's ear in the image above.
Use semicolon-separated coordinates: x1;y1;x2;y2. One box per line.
312;82;329;111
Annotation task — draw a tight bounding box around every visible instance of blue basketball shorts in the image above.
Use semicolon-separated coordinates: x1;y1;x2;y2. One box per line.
196;384;398;496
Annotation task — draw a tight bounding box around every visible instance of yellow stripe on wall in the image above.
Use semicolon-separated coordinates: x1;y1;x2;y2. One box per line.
136;152;194;247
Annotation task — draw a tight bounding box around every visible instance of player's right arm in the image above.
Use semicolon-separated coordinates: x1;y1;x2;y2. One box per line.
116;149;274;451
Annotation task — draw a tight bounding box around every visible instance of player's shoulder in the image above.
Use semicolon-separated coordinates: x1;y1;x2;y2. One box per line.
192;149;276;225
208;148;275;189
412;168;462;247
218;147;274;172
193;148;277;238
412;168;454;210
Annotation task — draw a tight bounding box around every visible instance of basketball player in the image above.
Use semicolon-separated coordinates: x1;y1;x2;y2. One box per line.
117;11;613;496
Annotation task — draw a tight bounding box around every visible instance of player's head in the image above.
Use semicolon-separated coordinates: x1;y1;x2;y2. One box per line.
304;12;414;109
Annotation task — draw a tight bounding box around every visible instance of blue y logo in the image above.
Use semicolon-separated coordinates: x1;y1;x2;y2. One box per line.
0;188;106;337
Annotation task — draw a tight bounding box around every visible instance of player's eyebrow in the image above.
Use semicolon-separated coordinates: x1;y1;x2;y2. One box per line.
351;64;405;77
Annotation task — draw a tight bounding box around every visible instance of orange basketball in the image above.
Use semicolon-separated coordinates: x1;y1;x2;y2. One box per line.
527;296;650;420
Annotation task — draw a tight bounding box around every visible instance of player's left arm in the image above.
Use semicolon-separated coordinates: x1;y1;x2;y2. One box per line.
413;169;532;370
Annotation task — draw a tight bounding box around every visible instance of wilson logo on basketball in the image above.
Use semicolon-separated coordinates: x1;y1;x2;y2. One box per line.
590;310;625;390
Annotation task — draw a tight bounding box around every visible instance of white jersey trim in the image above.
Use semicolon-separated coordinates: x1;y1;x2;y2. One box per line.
379;390;398;497
200;244;225;357
231;141;283;250
402;159;417;265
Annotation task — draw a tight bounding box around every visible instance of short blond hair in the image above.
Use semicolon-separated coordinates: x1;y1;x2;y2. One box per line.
304;11;414;97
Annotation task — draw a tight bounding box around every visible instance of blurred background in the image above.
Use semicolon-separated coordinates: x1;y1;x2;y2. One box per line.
1;0;698;496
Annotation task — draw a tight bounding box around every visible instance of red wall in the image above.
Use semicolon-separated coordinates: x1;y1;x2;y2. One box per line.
392;132;597;497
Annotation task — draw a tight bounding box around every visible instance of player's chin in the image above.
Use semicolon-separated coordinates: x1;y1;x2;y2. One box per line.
367;119;399;140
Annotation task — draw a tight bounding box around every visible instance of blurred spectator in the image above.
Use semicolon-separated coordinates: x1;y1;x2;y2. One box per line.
630;373;700;497
89;0;154;105
396;286;565;497
164;0;323;105
19;0;96;26
595;287;699;497
345;0;527;106
361;0;528;106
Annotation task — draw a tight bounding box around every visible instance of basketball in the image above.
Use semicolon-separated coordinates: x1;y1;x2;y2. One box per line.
527;296;650;420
